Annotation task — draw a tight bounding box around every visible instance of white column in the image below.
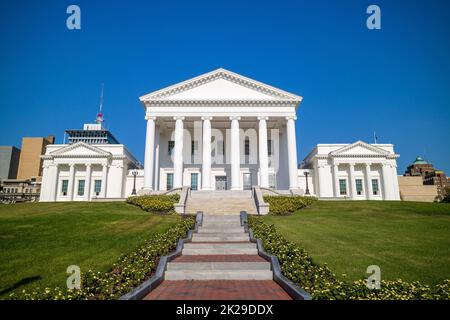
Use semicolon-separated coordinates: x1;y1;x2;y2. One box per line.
391;164;400;200
258;116;269;188
49;164;59;201
202;116;213;190
333;164;340;198
364;163;373;200
40;165;50;201
143;116;156;191
381;163;392;200
230;116;241;190
153;128;160;191
117;164;125;198
101;164;108;198
173;116;185;189
84;164;92;201
348;163;357;200
286;116;299;190
67;163;76;201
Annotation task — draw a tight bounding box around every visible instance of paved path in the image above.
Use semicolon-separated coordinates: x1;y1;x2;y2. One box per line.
143;215;291;300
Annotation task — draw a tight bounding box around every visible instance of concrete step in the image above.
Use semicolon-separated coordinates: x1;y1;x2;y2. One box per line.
184;243;256;249
164;270;273;280
182;242;258;255
166;262;270;271
190;191;253;199
202;216;241;221
193;232;247;237
197;227;245;234
201;222;242;228
192;234;249;242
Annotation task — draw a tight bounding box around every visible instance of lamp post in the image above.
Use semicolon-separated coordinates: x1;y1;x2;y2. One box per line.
304;171;310;195
131;170;138;195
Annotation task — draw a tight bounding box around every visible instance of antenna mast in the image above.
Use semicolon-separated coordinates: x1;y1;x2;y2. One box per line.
96;83;104;126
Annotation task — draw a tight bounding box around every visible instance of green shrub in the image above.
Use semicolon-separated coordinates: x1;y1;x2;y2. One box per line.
126;194;180;214
248;217;450;300
263;195;316;215
11;216;195;300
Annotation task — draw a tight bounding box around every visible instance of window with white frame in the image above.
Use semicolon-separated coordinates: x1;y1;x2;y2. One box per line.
355;179;363;195
77;180;85;196
94;180;102;196
166;173;174;190
190;173;198;191
61;180;69;196
372;179;379;195
339;179;347;195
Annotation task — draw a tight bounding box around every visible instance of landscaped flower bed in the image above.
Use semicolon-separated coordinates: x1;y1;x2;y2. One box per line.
11;215;195;300
248;217;450;300
126;194;180;214
263;195;316;215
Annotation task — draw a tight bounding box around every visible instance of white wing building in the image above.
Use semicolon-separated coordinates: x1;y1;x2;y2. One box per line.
39;123;142;202
301;141;401;200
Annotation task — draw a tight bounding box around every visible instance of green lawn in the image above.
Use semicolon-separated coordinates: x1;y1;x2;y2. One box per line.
261;201;450;285
0;202;181;299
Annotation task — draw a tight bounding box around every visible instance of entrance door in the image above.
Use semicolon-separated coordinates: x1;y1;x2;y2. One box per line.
215;176;227;190
243;173;252;190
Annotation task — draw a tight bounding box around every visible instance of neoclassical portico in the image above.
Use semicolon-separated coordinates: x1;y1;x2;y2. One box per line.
40;142;140;201
139;68;303;192
302;141;401;200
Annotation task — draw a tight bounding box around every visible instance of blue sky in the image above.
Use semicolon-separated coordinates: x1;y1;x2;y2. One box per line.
0;0;449;174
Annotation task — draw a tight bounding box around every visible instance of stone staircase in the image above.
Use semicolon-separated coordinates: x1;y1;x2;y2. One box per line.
185;191;258;215
164;215;272;280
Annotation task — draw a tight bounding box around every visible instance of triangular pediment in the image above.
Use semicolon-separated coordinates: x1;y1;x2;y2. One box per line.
51;142;111;157
330;141;390;157
140;68;302;102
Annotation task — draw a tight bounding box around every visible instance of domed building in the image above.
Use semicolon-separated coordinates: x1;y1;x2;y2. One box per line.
403;156;449;200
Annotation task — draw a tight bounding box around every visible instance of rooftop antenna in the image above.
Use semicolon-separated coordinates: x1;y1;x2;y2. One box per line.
96;83;104;126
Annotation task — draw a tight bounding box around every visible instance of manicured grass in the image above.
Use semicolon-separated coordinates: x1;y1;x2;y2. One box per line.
0;202;181;299
261;201;450;285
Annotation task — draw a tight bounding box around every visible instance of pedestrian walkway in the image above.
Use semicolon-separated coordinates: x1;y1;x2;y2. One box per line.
143;215;292;300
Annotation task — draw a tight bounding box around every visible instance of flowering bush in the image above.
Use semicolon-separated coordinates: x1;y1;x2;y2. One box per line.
126;194;180;214
248;217;450;300
263;195;316;215
11;216;195;300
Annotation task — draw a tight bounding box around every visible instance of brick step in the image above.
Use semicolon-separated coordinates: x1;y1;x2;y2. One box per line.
164;270;273;281
166;262;271;271
143;280;293;300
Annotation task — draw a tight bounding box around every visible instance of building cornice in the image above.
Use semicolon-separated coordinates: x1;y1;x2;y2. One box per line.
142;100;299;108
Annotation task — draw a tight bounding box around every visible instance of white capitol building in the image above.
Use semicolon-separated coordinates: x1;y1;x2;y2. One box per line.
39;69;400;208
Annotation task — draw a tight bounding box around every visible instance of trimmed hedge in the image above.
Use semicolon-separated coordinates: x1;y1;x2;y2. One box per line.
10;216;195;300
126;194;180;214
248;217;450;300
263;195;316;215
